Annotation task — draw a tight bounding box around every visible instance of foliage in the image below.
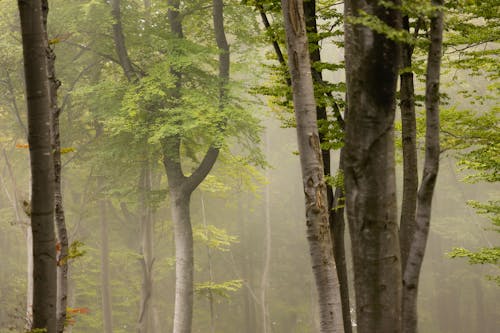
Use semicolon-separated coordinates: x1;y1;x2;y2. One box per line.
194;279;243;299
194;224;239;252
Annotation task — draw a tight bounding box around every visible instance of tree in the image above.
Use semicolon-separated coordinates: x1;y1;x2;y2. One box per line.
343;1;402;332
40;1;70;331
17;0;57;331
281;0;344;332
255;1;351;327
401;1;444;332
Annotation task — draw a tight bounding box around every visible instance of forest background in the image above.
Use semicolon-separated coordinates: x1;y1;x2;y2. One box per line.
0;0;498;332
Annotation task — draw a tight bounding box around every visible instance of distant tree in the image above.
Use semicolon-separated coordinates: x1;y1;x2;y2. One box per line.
281;0;344;332
17;0;57;332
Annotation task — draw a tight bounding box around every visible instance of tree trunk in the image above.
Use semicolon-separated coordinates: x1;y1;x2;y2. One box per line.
170;187;194;333
399;16;419;273
260;129;272;333
281;1;344;332
343;1;402;332
200;194;216;333
99;180;114;333
138;160;154;333
18;0;57;331
110;0;135;81
302;3;352;330
402;2;444;332
41;2;70;331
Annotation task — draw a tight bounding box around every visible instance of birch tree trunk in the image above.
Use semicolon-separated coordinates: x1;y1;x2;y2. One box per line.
343;1;402;332
281;1;344;332
18;0;57;331
402;2;444;332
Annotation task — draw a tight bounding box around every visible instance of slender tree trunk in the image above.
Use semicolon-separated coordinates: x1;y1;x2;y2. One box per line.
260;129;272;333
259;4;351;327
41;1;70;330
303;2;352;329
138;160;154;333
99;179;113;333
399;16;419;273
402;2;444;332
26;225;34;327
281;1;344;332
200;194;216;333
343;1;402;332
1;150;34;326
18;0;57;331
110;0;135;81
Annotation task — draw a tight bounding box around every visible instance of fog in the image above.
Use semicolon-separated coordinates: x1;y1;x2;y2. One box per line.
1;0;499;332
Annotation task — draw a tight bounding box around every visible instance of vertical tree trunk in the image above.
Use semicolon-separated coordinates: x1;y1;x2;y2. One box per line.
138;160;154;333
343;1;402;332
1;150;34;327
170;187;194;333
99;180;113;333
281;1;344;332
302;3;352;330
402;2;444;332
41;1;70;331
399;16;419;273
260;129;272;333
17;0;57;331
200;194;216;333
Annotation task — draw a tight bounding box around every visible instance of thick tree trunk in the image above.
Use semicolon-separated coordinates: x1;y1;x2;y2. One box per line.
402;2;443;332
343;1;402;332
281;1;344;332
170;187;194;333
18;0;57;331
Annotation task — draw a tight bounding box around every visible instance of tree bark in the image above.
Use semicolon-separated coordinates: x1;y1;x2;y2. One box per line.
399;15;419;275
402;2;443;332
169;186;194;333
41;1;70;331
302;3;352;330
18;0;57;331
344;1;402;332
281;1;344;332
138;160;154;333
110;0;135;81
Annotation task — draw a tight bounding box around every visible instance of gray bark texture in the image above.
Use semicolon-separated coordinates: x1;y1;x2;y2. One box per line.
302;3;352;329
343;1;402;332
41;1;70;331
402;2;444;332
18;0;57;331
281;1;344;332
